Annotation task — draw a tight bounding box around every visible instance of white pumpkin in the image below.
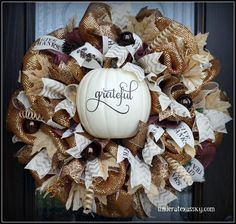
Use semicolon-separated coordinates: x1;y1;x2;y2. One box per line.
76;68;151;138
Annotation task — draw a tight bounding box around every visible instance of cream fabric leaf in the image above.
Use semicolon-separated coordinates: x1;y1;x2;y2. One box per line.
192;53;212;70
182;56;207;93
127;14;160;44
31;130;57;158
146;185;177;208
194;32;214;60
195;32;209;53
145;183;159;210
72;189;83;211
204;109;232;133
66;182;84;211
205;89;231;113
66;16;77;32
110;3;131;30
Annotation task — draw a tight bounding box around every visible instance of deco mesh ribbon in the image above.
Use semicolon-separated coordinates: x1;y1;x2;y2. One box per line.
6;3;232;218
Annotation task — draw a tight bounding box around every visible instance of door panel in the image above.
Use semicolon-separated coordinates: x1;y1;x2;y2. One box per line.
202;3;234;221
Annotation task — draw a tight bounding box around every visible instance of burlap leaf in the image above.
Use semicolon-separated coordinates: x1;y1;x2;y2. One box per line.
205;89;231;113
31;130;57;158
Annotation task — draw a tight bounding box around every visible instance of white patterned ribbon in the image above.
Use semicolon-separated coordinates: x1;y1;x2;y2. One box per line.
54;84;79;118
85;158;103;189
121;62;145;81
15;91;31;109
61;123;84;139
24;149;52;179
33;35;64;53
66;133;92;158
142;137;165;166
70;42;103;69
38;78;66;99
105;45;129;67
138;52;167;74
166;122;195;148
32;78;78;123
147;124;165;142
102;36;116;55
117;145;151;191
195;110;215;143
146;78;191;117
103;33;143;67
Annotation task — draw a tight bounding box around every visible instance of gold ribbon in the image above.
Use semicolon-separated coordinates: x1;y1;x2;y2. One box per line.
96;190;135;218
78;3;121;49
121;121;148;156
93;141;126;196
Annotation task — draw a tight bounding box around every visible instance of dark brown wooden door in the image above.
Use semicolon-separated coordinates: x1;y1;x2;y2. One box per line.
2;2;234;221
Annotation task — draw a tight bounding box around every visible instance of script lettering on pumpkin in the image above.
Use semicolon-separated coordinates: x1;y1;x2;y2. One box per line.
86;80;138;114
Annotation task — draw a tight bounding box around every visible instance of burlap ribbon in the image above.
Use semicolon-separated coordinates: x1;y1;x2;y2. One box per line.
78;3;121;49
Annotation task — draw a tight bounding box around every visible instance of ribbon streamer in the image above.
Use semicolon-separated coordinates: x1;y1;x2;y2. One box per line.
142;137;165;166
166;122;195;148
33;35;65;53
117;145;151;191
83;185;96;214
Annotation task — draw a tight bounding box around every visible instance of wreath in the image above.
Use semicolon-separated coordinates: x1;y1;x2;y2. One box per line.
6;3;232;218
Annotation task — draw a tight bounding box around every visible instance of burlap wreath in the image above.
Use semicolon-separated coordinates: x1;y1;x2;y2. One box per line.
6;3;231;218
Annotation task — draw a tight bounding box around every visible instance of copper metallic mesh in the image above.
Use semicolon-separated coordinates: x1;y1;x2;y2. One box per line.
96;190;135;217
93;141;126;195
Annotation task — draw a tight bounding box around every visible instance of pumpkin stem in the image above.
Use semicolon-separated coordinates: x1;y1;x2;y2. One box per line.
103;58;118;68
